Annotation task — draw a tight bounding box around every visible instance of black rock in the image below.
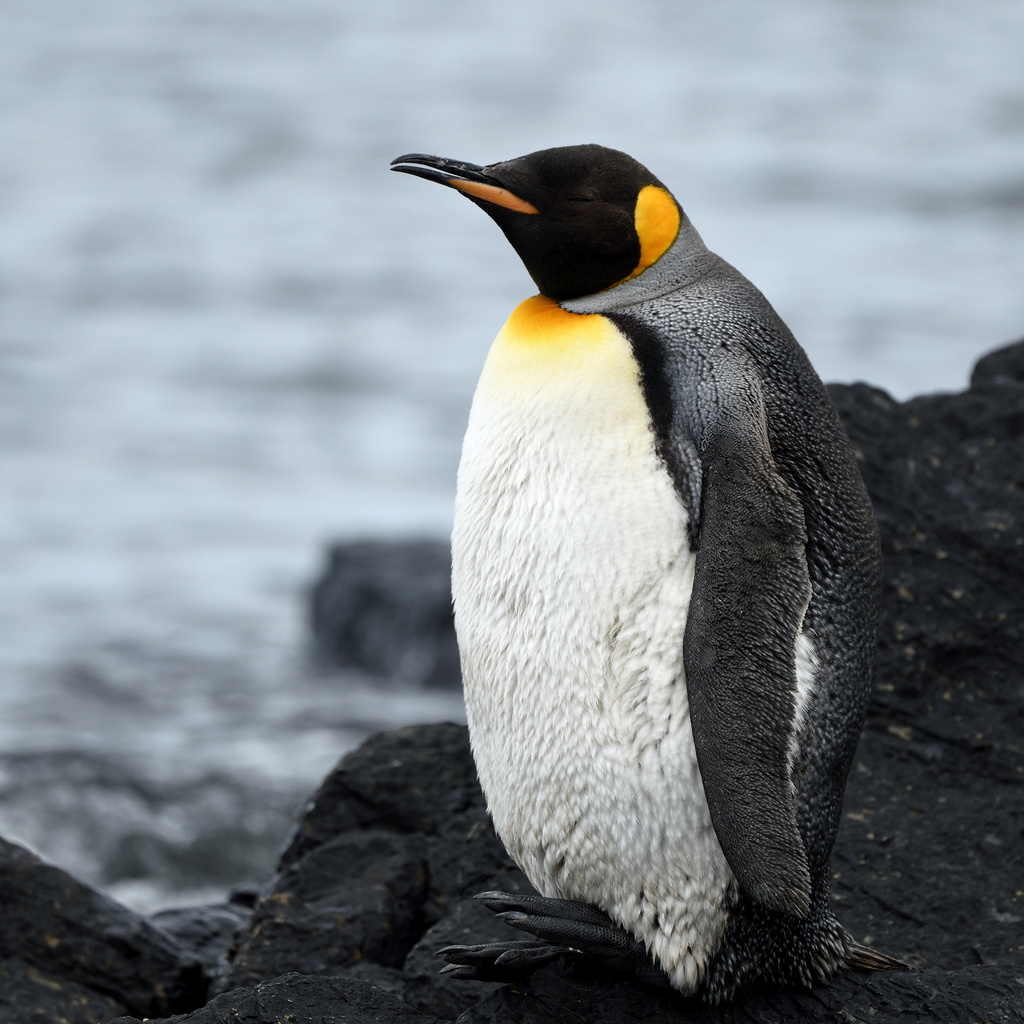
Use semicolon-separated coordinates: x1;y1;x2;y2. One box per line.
221;829;429;991
0;955;126;1024
278;721;486;865
105;972;444;1024
218;723;534;1000
821;344;1024;971
0;836;205;1018
151;902;252;988
970;337;1024;387
310;539;460;688
829;368;1024;717
456;959;1024;1023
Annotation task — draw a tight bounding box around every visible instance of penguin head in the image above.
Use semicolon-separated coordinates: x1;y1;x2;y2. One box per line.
391;144;681;302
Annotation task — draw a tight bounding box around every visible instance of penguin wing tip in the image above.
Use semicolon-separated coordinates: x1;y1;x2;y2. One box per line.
776;883;812;921
741;847;811;921
743;858;812;919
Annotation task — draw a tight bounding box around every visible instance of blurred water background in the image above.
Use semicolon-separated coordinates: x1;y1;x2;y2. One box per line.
1;0;1023;913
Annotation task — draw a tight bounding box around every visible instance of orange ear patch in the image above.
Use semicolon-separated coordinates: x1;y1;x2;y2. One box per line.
450;179;539;214
624;185;680;282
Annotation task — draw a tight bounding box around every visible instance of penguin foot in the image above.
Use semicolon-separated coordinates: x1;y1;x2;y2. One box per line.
437;939;567;981
436;891;669;987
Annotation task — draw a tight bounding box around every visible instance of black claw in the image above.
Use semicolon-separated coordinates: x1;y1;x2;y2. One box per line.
439;964;485;979
435;943;478;963
492;945;568;970
496;910;528;924
437;939;555;964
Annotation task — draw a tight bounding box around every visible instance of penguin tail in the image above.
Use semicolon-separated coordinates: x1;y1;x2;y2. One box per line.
844;939;913;972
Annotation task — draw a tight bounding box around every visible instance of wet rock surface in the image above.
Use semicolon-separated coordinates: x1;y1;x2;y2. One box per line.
3;342;1024;1022
150;901;253;991
215;722;531;1017
826;340;1024;974
104;972;445;1024
221;828;431;991
0;955;126;1024
0;836;206;1021
456;960;1024;1023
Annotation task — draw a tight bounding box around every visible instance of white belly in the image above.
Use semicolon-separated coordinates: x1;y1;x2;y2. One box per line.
451;298;736;991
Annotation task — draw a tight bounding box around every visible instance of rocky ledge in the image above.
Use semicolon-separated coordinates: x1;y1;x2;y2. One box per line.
2;340;1023;1024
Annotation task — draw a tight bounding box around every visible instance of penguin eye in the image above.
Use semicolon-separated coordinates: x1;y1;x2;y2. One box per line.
566;195;595;203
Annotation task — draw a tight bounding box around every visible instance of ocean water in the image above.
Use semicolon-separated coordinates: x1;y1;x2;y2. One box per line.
1;0;1022;912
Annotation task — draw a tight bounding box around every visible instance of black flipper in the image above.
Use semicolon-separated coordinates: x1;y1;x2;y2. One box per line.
684;420;813;918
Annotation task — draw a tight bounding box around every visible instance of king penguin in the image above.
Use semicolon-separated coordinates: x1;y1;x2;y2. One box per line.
390;145;905;1002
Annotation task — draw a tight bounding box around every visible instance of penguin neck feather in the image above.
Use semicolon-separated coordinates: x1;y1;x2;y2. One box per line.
561;215;711;314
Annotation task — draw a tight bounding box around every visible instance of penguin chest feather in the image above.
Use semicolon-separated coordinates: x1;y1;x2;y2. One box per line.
452;296;736;990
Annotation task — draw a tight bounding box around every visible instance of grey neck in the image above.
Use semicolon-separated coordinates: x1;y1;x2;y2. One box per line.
561;214;711;314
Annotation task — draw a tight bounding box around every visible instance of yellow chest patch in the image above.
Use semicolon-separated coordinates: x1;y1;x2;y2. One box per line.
477;295;647;413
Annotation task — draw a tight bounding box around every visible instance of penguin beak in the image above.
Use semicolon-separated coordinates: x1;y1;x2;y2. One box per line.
390;153;539;215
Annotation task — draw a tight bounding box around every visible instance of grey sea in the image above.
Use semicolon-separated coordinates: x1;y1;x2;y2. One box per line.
2;0;1023;911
